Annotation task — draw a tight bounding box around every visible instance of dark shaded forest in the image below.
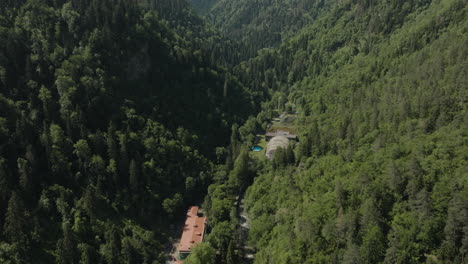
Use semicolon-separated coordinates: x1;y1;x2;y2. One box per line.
1;0;467;263
0;0;256;263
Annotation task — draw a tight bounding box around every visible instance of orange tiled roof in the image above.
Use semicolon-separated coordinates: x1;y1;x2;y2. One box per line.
177;206;206;253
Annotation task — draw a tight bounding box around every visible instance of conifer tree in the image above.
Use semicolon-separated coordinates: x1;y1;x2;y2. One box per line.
55;224;78;264
3;192;30;263
129;159;139;193
226;240;237;264
3;193;28;245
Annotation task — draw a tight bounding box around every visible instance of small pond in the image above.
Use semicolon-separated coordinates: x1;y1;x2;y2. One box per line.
252;146;263;152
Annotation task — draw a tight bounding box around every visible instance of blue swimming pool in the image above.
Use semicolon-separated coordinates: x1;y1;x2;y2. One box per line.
252;146;263;152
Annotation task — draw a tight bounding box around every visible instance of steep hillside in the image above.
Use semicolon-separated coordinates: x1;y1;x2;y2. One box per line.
0;0;466;263
237;0;468;263
188;0;218;15
200;0;333;57
196;0;467;264
0;0;254;263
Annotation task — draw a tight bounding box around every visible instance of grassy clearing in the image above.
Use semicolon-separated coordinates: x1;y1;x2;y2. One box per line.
252;113;298;160
251;135;267;160
267;113;298;133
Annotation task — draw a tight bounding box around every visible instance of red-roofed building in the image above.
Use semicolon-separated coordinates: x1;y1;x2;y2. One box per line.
177;206;206;260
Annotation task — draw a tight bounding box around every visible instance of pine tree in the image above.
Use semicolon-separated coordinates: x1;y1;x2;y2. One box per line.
360;225;385;264
0;158;10;203
3;192;30;263
38;85;53;120
118;134;129;186
226;240;237;264
82;186;98;220
17;158;32;200
107;122;118;161
228;149;249;191
55;224;78;264
129;159;139;193
103;225;121;264
73;139;91;173
285;145;295;165
121;238;137;264
3;193;28;245
78;243;95;264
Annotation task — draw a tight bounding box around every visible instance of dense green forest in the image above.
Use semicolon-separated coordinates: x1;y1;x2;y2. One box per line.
190;0;333;57
1;0;467;263
0;0;256;263
200;0;468;263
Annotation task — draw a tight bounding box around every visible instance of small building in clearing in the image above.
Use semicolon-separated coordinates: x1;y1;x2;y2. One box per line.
177;206;206;260
265;136;290;160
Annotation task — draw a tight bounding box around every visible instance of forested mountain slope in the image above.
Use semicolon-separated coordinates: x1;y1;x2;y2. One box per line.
0;0;467;263
186;0;218;15
193;0;332;57
148;0;248;66
235;0;468;263
0;0;255;263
